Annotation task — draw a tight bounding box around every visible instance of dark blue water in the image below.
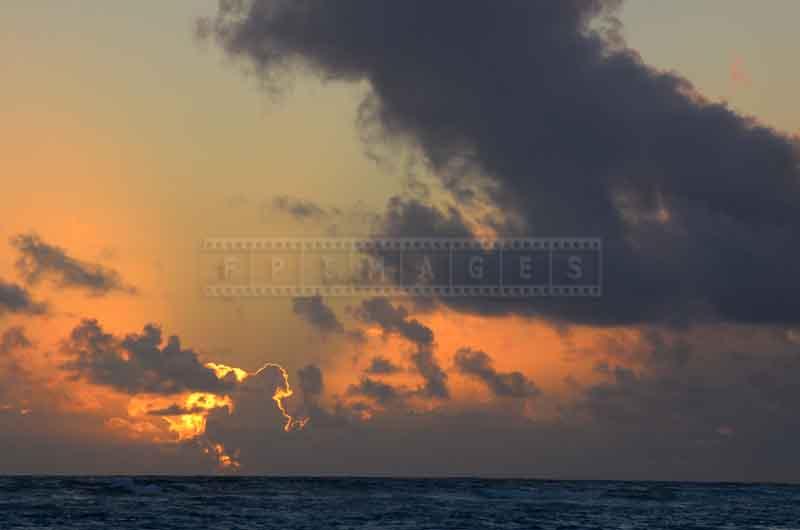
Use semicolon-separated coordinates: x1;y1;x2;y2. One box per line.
0;477;798;529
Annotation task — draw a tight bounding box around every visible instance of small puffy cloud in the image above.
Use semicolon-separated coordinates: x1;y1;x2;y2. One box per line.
347;376;402;406
353;298;433;346
292;296;344;334
0;279;46;315
292;296;366;344
365;356;401;375
270;195;328;220
11;233;137;296
411;347;449;399
454;348;539;398
353;298;448;398
0;327;32;356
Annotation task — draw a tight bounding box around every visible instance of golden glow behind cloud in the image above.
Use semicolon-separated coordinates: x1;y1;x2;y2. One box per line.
254;363;308;432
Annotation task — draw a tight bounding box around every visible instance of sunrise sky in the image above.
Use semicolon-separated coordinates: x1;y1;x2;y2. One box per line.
1;1;800;480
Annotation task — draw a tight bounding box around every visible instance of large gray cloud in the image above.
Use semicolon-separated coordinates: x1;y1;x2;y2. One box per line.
11;234;137;296
204;0;800;326
61;319;236;395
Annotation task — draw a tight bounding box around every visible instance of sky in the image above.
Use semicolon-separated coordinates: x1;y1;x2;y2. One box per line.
1;1;800;480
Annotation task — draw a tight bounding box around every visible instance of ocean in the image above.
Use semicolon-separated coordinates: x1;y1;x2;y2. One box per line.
0;477;798;529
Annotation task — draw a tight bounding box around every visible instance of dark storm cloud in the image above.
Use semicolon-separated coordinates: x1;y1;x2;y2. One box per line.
205;0;800;326
365;356;401;375
11;234;137;296
0;327;32;356
454;348;540;398
292;296;344;334
61;319;235;395
353;298;448;398
0;279;46;315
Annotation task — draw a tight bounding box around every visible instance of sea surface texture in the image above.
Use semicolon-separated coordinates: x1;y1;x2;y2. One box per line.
0;477;798;529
